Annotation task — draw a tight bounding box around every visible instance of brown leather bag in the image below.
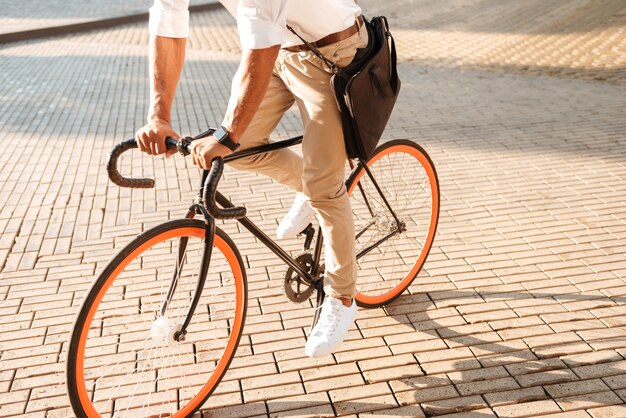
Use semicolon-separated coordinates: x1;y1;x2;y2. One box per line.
288;16;401;160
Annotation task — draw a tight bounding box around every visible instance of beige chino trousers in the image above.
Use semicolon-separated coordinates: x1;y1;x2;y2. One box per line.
228;23;368;298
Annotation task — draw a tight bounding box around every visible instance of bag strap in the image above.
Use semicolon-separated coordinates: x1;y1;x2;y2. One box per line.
286;25;340;74
380;16;399;90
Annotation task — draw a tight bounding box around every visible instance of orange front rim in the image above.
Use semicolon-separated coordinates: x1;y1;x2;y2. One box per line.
74;227;245;417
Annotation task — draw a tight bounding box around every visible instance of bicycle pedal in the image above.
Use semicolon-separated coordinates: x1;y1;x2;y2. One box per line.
297;223;314;237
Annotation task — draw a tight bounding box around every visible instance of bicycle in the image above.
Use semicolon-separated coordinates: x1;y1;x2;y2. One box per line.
66;129;440;417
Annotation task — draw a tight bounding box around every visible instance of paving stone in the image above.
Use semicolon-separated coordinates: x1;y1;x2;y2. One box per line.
446;332;504;348
498;325;555;341
447;366;510;384
389;336;448;355
363;364;424;383
359;353;417;372
203;402;267;418
416;347;475;364
395;384;459;406
561;351;623;367
330;382;392;404
493;399;562;418
303;373;364;394
334;394;398;416
267;403;335;418
455;377;520;397
556;391;623;411
602;374;626;390
243;382;305;403
533;341;595;359
423;358;483;375
533;412;590;418
483;386;547;407
389;374;452;394
478;350;538;368
266;392;330;414
587;404;626;418
359;405;426;418
505;358;568;376
515;369;580;388
573;360;626;380
241;371;301;391
545;379;612;398
421;395;488;416
588;337;626;352
300;363;360;383
436;408;498;418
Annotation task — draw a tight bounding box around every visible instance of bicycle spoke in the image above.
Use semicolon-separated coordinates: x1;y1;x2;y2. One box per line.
350;142;438;304
71;222;245;418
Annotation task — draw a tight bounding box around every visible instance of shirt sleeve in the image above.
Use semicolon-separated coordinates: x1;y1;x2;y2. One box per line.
237;0;287;49
149;0;190;38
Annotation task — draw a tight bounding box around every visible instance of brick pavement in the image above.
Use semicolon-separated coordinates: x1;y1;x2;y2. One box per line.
1;2;626;418
361;0;626;84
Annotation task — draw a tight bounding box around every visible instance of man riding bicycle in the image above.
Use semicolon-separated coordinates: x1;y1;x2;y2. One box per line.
135;0;368;357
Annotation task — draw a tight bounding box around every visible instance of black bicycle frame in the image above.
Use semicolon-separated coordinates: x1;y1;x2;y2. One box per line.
165;134;402;339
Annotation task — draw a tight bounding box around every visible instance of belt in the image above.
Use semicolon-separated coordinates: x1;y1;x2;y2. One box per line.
284;16;363;53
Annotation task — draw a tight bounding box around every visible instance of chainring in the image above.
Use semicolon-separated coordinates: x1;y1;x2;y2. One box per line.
284;252;318;303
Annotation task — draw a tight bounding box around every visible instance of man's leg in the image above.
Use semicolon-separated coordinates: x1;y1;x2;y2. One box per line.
277;27;368;357
278;26;367;300
227;74;303;192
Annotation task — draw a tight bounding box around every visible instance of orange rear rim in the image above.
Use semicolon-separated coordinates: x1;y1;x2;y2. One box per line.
349;144;439;306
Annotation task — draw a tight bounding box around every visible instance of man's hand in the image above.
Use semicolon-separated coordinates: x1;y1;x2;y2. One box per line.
190;137;233;170
135;119;179;158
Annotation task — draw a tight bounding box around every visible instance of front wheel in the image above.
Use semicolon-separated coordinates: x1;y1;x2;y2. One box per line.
66;219;247;418
347;140;440;308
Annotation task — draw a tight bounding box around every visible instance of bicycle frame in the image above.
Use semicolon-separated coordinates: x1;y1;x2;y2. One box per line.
164;134;403;340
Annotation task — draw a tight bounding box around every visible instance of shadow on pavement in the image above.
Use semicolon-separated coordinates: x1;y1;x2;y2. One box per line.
0;51;624;162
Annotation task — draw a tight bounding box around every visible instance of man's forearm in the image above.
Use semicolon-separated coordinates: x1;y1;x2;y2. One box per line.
222;46;280;142
148;35;186;124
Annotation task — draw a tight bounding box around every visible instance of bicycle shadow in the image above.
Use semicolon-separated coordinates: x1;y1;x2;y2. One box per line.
379;289;626;415
202;287;625;417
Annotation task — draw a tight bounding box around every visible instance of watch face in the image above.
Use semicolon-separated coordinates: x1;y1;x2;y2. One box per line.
215;126;228;142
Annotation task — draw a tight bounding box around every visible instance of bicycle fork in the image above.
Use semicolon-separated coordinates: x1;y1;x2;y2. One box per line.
159;206;216;342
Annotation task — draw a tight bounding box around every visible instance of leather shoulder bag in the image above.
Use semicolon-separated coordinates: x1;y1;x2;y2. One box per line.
288;16;401;160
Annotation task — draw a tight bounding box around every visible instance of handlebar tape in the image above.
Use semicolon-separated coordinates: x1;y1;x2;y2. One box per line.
202;158;247;220
107;138;179;188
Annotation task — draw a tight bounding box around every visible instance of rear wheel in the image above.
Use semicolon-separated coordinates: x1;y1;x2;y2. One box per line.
347;140;440;308
66;219;246;418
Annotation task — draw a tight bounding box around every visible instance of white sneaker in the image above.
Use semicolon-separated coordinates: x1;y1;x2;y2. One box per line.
276;192;316;239
305;297;357;357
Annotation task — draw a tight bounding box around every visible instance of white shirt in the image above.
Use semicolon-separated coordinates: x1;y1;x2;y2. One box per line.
149;0;362;49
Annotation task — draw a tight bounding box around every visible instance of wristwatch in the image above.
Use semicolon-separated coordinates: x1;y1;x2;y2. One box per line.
213;126;240;152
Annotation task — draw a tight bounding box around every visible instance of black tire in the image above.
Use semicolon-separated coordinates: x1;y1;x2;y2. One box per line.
67;219;247;418
347;140;440;308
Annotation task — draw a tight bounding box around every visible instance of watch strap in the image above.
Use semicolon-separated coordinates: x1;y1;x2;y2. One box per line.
215;126;240;152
